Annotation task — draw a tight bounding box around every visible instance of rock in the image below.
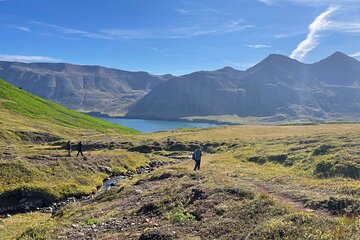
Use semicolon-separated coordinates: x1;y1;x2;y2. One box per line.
128;145;153;153
135;189;143;194
6;214;11;218
99;166;112;174
189;188;206;204
139;230;173;240
67;197;76;202
43;207;53;213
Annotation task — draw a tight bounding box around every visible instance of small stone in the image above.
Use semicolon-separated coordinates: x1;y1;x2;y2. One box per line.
135;189;143;194
71;224;78;228
43;207;53;213
6;214;11;218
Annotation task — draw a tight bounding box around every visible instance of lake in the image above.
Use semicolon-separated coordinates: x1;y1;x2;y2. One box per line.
100;118;221;133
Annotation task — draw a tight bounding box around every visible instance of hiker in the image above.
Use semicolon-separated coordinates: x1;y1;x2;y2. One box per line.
76;141;84;157
66;140;72;156
192;147;202;171
167;138;172;146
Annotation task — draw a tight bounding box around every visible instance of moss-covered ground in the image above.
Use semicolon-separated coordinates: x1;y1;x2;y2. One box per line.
0;78;359;239
1;123;359;239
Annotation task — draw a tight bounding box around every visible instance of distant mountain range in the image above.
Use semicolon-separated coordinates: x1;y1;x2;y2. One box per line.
1;52;360;123
0;61;172;116
126;52;360;123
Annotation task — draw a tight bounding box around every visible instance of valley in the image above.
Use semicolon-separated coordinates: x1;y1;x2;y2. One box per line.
2;52;360;125
0;84;359;239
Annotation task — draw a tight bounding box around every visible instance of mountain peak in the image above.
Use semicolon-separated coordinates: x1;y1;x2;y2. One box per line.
315;51;359;65
267;53;294;60
328;51;354;60
250;53;302;71
217;66;238;72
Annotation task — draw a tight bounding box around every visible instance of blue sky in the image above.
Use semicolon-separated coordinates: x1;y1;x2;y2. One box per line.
0;0;360;75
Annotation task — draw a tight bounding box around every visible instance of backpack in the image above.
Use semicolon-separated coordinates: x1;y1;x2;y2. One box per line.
192;152;196;160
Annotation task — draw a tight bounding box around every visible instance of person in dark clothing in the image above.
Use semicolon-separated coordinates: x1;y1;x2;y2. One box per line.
193;147;202;171
66;140;72;156
76;141;84;157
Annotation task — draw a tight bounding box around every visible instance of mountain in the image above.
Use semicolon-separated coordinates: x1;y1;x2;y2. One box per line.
126;52;360;122
0;79;138;140
0;61;172;116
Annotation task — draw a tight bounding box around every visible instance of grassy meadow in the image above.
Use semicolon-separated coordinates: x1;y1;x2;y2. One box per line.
0;78;359;239
1;122;359;239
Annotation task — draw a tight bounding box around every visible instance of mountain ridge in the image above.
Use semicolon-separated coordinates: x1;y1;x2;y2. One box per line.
0;61;173;116
126;52;360;123
1;51;360;123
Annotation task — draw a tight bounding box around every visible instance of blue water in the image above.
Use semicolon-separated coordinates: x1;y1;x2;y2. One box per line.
100;118;221;133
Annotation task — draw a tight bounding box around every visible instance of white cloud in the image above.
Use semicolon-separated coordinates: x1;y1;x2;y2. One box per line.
15;26;30;32
273;31;306;39
290;6;339;60
0;54;62;62
258;0;360;6
257;0;278;6
175;6;217;15
104;21;252;39
350;51;360;57
245;44;271;49
327;21;360;32
169;22;253;38
32;21;111;40
11;25;30;32
30;20;252;40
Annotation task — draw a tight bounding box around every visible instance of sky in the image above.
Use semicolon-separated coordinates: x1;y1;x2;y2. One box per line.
0;0;360;75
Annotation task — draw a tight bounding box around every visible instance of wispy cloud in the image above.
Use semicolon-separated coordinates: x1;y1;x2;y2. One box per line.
273;31;306;39
350;51;360;57
104;21;252;39
257;0;279;6
6;24;31;32
290;6;339;60
245;44;271;49
175;6;217;15
101;29;151;39
29;20;251;40
168;21;253;38
0;54;62;62
258;0;360;7
327;21;360;32
31;21;111;40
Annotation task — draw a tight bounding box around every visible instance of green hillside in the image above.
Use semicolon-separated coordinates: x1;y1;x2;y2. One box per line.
0;79;143;221
0;79;138;139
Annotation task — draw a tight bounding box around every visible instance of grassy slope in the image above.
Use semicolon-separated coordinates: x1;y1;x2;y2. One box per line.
0;79;146;222
0;79;138;140
9;124;359;239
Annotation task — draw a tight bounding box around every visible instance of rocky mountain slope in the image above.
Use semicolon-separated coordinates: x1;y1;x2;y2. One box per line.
126;52;360;122
0;61;172;116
